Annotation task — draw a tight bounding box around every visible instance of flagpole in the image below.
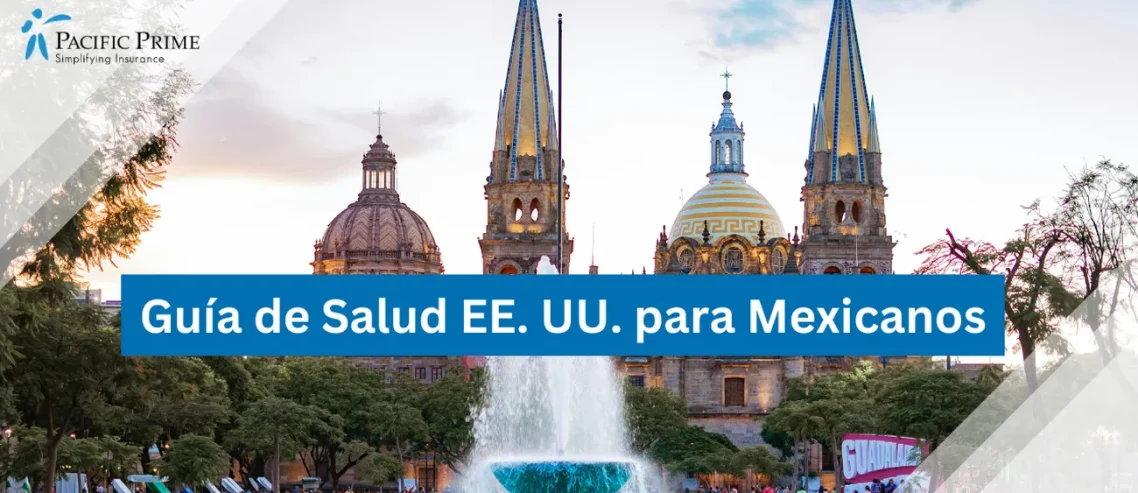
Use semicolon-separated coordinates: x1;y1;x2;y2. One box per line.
556;13;564;274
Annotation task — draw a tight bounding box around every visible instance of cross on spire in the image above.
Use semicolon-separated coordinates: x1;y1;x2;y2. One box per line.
721;67;733;91
372;101;387;135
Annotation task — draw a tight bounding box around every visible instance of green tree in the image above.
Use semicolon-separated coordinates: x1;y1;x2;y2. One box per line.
3;302;132;493
353;454;402;486
418;368;485;476
228;397;343;493
624;384;688;455
875;369;987;490
763;402;819;483
876;370;986;452
275;359;384;490
204;357;283;480
1;427;134;493
732;447;791;486
101;357;232;473
366;402;428;493
160;434;230;491
786;373;875;492
1;65;192;367
649;425;738;476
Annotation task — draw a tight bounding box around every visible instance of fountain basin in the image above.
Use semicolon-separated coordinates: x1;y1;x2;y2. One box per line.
490;461;633;493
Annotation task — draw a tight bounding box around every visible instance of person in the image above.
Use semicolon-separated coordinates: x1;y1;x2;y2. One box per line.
884;479;896;493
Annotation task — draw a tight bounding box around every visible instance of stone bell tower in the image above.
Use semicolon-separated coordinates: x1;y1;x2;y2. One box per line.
799;0;893;275
478;0;573;275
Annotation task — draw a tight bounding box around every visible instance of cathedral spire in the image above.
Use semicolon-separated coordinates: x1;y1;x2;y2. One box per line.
494;0;558;182
807;0;876;184
709;72;745;177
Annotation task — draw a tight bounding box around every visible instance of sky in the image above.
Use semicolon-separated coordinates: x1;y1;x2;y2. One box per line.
79;0;1138;320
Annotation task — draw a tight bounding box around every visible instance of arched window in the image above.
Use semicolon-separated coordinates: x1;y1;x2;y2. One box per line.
512;198;524;221
724;140;733;165
715;140;723;165
835;201;847;223
770;248;786;274
529;199;540;221
860;266;876;275
736;139;742;165
824;266;842;275
723;247;745;274
499;265;518;275
852;201;863;223
678;249;694;274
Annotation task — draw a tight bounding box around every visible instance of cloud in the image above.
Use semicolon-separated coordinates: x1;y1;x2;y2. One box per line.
712;0;981;50
170;68;464;183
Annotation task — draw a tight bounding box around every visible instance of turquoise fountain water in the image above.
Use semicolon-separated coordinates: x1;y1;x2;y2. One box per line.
460;257;652;493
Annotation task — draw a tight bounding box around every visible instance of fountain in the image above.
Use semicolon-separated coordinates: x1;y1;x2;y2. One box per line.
460;257;654;493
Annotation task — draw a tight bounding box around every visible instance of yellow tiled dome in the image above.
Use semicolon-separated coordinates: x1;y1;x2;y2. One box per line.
669;172;787;244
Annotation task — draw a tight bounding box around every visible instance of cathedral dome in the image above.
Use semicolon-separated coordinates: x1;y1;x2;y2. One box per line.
669;172;787;244
312;134;443;275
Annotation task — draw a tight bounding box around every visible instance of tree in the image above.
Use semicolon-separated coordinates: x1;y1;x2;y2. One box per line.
624;384;688;455
915;227;1073;391
798;399;872;491
353;454;403;486
1;427;135;493
875;369;987;490
763;402;819;483
732;447;791;487
228;397;343;493
915;159;1138;392
1047;160;1138;363
101;357;232;473
366;402;428;493
204;357;282;480
418;368;485;476
649;425;738;476
783;372;875;492
3;301;132;493
275;359;384;490
160;434;230;491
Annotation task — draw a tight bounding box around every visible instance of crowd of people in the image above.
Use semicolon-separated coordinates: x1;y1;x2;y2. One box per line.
689;476;920;493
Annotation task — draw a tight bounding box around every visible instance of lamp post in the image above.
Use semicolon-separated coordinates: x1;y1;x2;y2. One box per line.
556;12;564;274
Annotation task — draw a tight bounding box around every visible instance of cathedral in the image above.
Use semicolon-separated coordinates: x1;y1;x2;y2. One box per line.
308;0;909;484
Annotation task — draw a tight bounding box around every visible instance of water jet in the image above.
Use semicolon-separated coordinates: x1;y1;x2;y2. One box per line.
462;257;653;493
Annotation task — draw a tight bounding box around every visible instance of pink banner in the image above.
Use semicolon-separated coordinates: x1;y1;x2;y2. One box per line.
841;434;924;491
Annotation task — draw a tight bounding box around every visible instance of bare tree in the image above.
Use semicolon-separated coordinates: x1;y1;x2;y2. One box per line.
1045;159;1138;361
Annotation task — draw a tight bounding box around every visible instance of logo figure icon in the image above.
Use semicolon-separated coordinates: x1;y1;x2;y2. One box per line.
21;8;71;60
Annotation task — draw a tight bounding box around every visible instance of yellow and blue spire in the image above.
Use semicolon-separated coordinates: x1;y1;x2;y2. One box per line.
709;69;746;176
493;0;558;183
806;0;882;185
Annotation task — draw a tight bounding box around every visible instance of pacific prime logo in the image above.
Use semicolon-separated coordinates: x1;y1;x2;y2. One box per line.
19;7;201;64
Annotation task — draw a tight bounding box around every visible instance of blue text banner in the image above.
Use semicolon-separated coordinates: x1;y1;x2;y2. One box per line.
120;274;1006;357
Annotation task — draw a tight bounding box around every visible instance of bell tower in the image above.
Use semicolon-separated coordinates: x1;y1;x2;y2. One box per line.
799;0;893;275
479;0;572;274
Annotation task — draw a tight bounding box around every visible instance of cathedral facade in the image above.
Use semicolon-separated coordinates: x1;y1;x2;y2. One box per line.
631;0;900;449
307;0;909;481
